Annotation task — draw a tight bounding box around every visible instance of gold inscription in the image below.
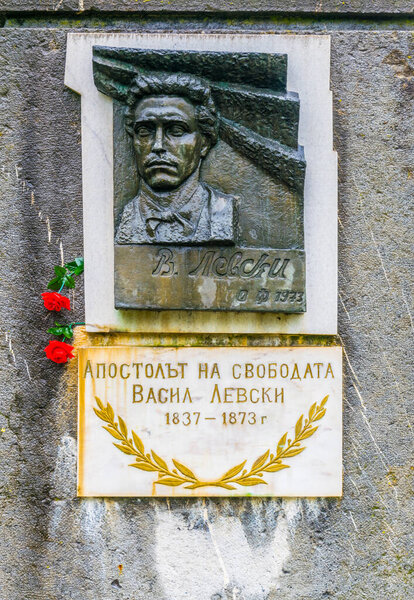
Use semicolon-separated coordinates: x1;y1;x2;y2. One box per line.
132;385;193;403
83;360;334;381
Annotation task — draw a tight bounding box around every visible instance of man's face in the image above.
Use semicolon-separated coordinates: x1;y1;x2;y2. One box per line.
133;95;210;191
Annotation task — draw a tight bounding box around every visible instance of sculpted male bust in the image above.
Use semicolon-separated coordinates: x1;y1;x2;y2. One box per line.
115;73;236;245
92;46;307;311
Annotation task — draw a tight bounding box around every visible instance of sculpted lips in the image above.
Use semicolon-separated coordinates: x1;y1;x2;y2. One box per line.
145;158;178;173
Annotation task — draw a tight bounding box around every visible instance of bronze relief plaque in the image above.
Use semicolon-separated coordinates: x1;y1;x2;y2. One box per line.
93;47;306;312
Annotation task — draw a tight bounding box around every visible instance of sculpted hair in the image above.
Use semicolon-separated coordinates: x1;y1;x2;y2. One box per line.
124;71;218;147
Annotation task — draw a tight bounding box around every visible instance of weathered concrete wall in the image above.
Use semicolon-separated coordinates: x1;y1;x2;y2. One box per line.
0;5;412;600
1;1;413;15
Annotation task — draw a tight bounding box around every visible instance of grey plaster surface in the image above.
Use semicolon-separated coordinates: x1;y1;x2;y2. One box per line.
0;0;79;11
0;23;413;600
1;0;414;14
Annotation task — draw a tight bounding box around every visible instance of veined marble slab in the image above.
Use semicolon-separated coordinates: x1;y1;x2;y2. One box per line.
65;33;337;334
78;346;342;497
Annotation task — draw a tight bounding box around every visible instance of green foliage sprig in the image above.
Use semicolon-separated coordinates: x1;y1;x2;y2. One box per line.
47;322;83;340
47;257;84;291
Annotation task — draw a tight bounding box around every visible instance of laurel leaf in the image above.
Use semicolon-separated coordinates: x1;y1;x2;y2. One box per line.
106;403;114;421
130;461;157;472
103;426;124;441
237;477;267;486
95;396;104;411
264;463;290;472
320;395;329;408
283;447;305;457
221;461;246;481
216;482;237;490
93;408;109;422
156;477;184;487
276;432;287;453
132;431;145;454
151;450;168;471
172;459;196;479
295;415;304;438
309;402;317;419
252;450;270;471
313;408;326;422
300;426;318;440
113;443;135;455
118;416;128;438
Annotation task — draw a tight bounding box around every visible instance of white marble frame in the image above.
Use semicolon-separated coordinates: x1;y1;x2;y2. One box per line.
65;33;337;334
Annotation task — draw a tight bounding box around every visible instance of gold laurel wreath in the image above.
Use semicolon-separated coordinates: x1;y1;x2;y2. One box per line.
93;395;328;490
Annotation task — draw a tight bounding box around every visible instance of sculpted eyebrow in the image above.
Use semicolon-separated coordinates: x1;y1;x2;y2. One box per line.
134;119;153;125
134;116;190;124
134;120;155;127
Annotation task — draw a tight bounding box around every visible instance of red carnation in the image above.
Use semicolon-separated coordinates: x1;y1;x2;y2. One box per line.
41;292;70;311
44;340;74;364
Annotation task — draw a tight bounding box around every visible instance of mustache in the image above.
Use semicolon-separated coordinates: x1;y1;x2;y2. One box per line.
145;155;179;168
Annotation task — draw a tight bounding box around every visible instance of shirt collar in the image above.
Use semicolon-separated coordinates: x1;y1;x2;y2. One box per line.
138;169;208;239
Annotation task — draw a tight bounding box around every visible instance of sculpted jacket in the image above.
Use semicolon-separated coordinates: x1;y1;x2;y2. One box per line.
115;177;236;245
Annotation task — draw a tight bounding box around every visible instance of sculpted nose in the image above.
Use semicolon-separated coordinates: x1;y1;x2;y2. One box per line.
152;127;165;153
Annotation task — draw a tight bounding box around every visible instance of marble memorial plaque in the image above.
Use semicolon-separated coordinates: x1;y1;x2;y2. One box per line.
78;346;342;497
65;33;338;334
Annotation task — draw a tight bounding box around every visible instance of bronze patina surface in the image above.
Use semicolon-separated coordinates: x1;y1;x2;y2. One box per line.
93;47;306;312
115;246;306;311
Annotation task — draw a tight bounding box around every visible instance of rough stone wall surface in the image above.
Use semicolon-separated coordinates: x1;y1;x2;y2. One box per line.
0;7;412;600
1;1;414;14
